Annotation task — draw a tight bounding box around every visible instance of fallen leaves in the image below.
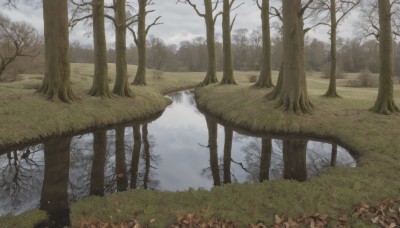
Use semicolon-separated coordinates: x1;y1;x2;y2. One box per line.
168;213;238;228
353;198;400;228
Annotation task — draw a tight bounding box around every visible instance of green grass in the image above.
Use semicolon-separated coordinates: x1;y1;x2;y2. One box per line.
1;68;399;227
0;63;201;151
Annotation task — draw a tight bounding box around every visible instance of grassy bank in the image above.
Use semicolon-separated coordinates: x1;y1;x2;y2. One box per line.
1;69;399;227
0;63;201;152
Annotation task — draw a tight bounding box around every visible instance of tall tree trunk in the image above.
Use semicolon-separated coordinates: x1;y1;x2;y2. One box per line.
130;125;141;189
371;0;400;114
113;0;134;97
199;0;218;86
223;127;233;184
278;0;312;113
324;0;340;98
39;0;75;103
142;124;150;189
259;138;272;182
90;0;112;98
89;130;107;196
36;137;71;227
205;117;221;186
220;0;236;85
115;127;128;192
254;0;274;88
283;139;307;182
266;63;283;100
330;144;337;167
133;0;147;86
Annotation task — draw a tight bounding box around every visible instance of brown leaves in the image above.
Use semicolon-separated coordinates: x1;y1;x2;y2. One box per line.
353;198;400;227
79;219;141;228
250;213;329;228
168;214;238;228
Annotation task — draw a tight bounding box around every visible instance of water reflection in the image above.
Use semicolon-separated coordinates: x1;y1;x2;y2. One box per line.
0;90;357;220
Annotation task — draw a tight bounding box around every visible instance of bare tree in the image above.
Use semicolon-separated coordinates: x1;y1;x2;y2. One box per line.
220;0;242;85
105;0;137;97
312;0;361;98
0;14;40;79
254;0;274;88
178;0;222;86
129;0;161;86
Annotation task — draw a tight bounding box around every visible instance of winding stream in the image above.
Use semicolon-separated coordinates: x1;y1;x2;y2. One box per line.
0;90;356;225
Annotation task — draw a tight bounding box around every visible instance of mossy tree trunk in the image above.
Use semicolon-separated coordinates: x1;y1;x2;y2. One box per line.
254;0;274;88
39;0;75;103
283;139;307;182
259;138;272;182
115;127;128;192
223;127;233;184
37;137;72;227
112;0;134;97
278;0;313;114
206;117;221;186
371;0;400;114
220;0;237;85
266;63;283;100
132;0;148;86
130;125;142;189
90;0;112;98
89;130;107;196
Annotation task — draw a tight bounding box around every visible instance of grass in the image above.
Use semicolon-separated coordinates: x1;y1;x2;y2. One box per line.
0;63;201;152
1;68;400;227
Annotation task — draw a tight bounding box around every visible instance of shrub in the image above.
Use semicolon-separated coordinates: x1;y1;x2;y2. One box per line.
247;74;258;83
152;70;164;79
346;71;379;88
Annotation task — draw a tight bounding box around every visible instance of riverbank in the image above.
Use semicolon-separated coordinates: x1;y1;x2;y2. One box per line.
1;70;399;227
0;63;200;152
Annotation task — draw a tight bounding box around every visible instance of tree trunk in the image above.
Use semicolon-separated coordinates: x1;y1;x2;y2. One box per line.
133;0;147;86
371;0;400;114
330;144;337;167
199;0;218;86
259;138;272;182
115;127;128;192
283;139;307;182
90;0;112;98
36;137;71;227
223;127;232;184
142;124;150;189
89;130;107;196
220;0;236;85
205;117;221;186
39;0;75;103
278;0;312;113
112;0;134;97
130;125;141;189
254;0;274;88
324;0;340;98
266;63;283;100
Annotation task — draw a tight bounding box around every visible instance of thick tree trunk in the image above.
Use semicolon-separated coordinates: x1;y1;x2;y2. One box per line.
133;0;147;86
115;127;128;192
223;127;233;184
259;138;272;182
266;63;283;100
205;117;221;186
89;130;107;196
39;0;75;103
130;125;141;189
199;0;218;86
37;137;71;227
283;139;307;182
324;0;340;98
142;124;150;189
90;0;112;98
371;0;400;114
278;0;312;113
112;0;134;97
254;0;274;88
220;0;236;85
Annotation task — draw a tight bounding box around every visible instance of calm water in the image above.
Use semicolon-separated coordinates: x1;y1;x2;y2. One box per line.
0;90;356;224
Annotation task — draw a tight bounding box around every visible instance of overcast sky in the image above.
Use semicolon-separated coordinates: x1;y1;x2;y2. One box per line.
0;0;361;47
